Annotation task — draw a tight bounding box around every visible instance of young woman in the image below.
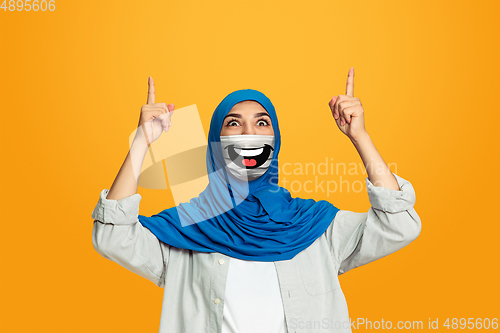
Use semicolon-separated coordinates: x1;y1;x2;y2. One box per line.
92;68;421;333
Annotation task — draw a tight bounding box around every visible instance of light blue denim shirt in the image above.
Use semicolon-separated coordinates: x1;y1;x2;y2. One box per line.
92;173;421;333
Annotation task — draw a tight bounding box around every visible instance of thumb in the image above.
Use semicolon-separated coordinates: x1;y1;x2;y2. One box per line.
328;96;337;108
329;96;339;119
167;103;175;115
167;103;175;128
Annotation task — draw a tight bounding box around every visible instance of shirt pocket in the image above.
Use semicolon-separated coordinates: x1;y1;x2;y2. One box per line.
297;241;341;296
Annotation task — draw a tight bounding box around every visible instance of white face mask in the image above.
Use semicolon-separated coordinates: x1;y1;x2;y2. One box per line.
220;135;275;181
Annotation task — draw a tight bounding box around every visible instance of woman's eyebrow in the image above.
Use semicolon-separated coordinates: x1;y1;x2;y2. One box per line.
223;112;270;120
254;112;271;118
224;113;241;119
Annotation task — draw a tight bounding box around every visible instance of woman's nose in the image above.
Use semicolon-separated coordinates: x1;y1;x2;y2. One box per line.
241;123;256;135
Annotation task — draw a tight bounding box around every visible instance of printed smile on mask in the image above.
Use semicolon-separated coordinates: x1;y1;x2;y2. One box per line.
225;144;274;169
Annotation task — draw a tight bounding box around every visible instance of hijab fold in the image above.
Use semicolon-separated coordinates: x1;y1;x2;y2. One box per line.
138;89;340;262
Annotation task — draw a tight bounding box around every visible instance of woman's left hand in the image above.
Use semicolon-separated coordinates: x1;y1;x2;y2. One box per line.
328;67;368;142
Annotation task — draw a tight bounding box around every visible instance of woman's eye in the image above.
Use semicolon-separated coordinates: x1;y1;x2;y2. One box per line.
257;119;269;126
227;120;240;126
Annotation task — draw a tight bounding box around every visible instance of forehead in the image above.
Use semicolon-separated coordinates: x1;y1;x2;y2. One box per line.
229;100;268;114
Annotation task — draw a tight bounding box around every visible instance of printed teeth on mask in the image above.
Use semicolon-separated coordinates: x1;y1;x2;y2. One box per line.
233;147;264;157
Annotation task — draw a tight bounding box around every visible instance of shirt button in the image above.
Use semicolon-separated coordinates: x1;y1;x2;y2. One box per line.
214;298;220;304
219;259;225;265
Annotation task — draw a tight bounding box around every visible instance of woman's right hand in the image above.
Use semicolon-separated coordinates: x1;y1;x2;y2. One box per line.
135;76;175;147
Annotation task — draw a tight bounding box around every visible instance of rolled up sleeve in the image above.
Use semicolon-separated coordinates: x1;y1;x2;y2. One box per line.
325;173;421;275
91;189;170;288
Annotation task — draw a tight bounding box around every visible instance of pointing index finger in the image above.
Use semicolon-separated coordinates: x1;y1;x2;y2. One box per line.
345;67;354;97
147;76;155;104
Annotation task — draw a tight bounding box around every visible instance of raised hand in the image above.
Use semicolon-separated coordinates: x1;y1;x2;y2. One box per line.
136;77;175;146
328;67;367;141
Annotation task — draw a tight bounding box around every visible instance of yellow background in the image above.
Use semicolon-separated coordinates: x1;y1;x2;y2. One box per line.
1;0;499;332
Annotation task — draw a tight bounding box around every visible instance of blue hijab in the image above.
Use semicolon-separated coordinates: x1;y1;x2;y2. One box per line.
138;89;340;262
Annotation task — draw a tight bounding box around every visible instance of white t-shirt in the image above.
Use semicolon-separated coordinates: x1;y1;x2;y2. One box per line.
222;257;287;333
